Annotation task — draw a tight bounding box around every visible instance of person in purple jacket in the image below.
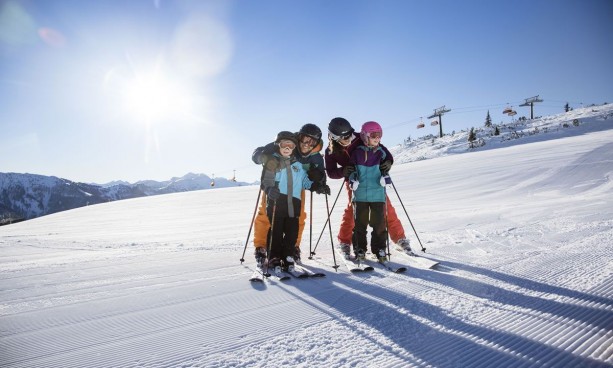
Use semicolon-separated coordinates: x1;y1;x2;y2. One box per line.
324;118;412;259
346;121;390;261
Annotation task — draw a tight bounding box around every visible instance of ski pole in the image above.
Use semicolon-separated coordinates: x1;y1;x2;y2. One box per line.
310;182;344;257
324;193;339;270
263;201;277;276
309;191;313;258
384;187;391;260
240;188;262;263
390;178;427;252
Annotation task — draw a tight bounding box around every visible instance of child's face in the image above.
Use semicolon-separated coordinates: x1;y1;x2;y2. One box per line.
367;132;381;147
298;135;317;154
278;139;295;157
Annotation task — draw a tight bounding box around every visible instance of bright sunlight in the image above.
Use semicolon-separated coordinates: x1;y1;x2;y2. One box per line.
122;69;192;123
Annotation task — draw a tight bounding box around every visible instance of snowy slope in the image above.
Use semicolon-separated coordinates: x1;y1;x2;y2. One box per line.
1;124;612;367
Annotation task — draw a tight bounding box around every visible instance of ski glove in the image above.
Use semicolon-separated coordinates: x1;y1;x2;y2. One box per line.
343;165;356;178
379;175;392;186
311;182;331;195
307;167;324;182
265;186;280;201
379;160;392;175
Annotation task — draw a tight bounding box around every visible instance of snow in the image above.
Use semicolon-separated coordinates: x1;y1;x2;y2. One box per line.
1;109;612;367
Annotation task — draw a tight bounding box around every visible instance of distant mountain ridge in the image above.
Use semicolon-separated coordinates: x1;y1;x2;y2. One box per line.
0;173;252;225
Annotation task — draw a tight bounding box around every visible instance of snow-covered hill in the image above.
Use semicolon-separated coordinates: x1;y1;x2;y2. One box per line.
391;103;613;164
1;119;611;367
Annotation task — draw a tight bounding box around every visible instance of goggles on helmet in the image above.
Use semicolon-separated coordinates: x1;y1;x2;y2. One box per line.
279;140;296;150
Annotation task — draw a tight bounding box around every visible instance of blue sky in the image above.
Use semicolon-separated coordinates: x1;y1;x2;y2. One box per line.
1;0;611;184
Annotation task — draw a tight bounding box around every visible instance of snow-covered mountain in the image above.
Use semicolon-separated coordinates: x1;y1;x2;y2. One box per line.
0;172;251;224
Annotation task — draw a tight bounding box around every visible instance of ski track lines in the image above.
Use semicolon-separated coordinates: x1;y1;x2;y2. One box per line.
1;267;331;366
2;249;612;367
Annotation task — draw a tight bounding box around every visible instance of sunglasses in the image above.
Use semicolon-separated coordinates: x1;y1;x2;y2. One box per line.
279;140;296;150
299;136;317;147
329;132;353;142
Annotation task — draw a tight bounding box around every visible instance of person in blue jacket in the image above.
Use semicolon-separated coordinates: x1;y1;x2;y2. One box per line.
252;125;329;265
346;121;390;262
259;131;325;272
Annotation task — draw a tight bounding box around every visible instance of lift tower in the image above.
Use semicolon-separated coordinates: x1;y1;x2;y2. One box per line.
427;105;451;138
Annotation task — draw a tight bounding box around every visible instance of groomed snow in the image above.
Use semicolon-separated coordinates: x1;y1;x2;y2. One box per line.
1;115;612;367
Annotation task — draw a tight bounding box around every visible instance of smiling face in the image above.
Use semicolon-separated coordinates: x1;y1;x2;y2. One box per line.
298;135;317;154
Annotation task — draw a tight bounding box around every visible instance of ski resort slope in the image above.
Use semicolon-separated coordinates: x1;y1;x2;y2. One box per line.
1;125;612;367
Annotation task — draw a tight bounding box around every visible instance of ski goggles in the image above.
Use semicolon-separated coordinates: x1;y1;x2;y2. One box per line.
328;132;354;142
278;140;296;150
366;132;382;139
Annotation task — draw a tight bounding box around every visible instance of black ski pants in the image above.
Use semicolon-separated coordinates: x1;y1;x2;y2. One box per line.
352;201;387;255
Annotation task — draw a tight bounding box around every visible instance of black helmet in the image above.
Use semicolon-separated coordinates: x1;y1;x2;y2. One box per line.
275;131;298;146
328;117;354;141
298;123;322;140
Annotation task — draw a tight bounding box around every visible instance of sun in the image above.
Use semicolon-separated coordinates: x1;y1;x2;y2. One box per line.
122;69;192;123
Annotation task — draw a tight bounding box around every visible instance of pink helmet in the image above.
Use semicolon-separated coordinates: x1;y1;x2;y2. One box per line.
360;121;382;145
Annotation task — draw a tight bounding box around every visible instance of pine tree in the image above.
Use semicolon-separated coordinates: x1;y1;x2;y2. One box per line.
564;103;570;112
485;110;492;128
468;127;476;148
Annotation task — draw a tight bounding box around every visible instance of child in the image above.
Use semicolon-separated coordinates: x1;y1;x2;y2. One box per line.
346;121;390;262
259;131;320;272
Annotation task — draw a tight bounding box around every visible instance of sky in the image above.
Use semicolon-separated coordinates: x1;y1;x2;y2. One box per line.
1;0;612;184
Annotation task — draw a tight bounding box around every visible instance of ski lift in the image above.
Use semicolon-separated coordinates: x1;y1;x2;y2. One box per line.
503;106;513;114
430;120;439;126
508;110;517;116
210;174;215;187
417;123;425;129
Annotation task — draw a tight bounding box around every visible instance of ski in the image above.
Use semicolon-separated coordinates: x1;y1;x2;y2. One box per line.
294;264;326;278
249;268;265;282
269;266;291;281
365;256;407;273
393;248;439;269
336;248;374;272
285;265;310;279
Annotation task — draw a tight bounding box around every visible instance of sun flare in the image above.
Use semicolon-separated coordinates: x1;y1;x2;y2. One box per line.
122;70;192;123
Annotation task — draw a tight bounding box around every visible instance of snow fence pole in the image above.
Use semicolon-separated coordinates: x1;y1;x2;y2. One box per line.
309;182;344;258
390;178;427;252
263;202;277;277
240;188;262;264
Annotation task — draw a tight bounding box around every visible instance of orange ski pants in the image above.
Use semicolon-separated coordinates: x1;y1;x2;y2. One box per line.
253;190;307;248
